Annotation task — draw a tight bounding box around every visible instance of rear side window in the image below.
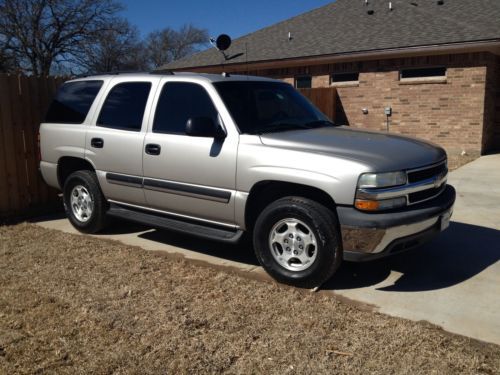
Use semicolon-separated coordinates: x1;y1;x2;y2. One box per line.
97;82;151;132
153;82;218;134
45;80;103;124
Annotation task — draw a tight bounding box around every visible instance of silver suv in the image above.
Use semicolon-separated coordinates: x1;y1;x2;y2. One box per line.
40;72;455;287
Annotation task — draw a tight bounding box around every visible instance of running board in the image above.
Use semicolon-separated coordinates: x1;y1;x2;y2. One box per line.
107;204;244;244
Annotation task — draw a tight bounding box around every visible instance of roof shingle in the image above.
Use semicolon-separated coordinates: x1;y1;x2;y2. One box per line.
162;0;500;70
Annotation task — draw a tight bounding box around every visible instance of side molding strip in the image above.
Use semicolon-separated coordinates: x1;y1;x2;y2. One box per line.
106;173;143;188
143;178;231;203
105;172;232;204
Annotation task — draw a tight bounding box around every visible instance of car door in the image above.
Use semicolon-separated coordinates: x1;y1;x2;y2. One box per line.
85;77;158;206
143;79;238;225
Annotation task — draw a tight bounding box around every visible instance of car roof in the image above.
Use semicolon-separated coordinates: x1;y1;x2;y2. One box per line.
67;72;280;84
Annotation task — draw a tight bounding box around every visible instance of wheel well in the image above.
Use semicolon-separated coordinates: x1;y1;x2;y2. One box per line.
57;157;95;188
245;181;337;231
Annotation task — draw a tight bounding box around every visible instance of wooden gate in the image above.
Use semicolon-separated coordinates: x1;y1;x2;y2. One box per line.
0;74;66;219
299;87;337;122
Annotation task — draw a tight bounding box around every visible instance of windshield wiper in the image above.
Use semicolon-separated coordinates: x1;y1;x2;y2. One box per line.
255;123;312;134
304;120;336;128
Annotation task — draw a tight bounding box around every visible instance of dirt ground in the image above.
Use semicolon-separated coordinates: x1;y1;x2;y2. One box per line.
0;224;499;374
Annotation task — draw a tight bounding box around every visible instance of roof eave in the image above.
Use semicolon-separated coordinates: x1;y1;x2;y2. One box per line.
166;39;500;73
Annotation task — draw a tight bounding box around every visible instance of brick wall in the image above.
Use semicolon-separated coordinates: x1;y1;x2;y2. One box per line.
240;52;498;168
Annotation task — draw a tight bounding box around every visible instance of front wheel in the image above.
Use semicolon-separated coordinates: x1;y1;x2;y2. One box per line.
253;197;342;288
63;170;107;234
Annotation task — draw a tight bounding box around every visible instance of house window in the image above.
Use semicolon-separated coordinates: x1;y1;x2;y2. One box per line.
331;72;359;84
400;67;447;80
295;76;312;89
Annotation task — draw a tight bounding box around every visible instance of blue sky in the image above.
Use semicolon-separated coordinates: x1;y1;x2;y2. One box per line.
120;0;334;39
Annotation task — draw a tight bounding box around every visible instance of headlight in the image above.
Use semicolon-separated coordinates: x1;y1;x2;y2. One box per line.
358;171;407;189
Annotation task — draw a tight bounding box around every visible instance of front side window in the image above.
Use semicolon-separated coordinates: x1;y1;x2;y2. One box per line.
153;82;218;134
214;81;333;135
97;82;151;131
45;80;103;124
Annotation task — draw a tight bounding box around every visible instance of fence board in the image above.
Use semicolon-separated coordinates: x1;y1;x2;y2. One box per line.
0;83;9;213
10;74;30;211
0;75;21;213
19;75;40;206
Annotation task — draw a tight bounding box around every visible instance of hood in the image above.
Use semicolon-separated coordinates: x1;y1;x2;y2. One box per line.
259;126;446;171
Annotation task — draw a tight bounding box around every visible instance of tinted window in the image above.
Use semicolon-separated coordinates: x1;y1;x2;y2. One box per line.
295;76;312;89
153;82;218;134
45;80;103;124
331;72;359;83
401;67;446;79
97;82;151;131
214;81;331;134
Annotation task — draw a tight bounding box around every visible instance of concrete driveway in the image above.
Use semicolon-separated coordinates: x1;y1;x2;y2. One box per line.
36;155;500;345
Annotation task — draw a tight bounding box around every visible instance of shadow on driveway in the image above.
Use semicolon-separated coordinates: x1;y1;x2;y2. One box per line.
36;215;500;292
138;229;260;266
324;221;500;292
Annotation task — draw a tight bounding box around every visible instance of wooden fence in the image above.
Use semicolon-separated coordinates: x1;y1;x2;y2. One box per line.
299;87;337;122
0;74;66;219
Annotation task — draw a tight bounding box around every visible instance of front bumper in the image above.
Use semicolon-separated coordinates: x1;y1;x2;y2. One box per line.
339;185;456;262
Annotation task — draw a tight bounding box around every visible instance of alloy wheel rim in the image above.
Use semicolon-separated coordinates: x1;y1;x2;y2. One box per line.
70;185;94;223
268;218;318;271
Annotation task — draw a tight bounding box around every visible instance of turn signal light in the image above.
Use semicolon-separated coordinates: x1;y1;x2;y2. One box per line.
355;199;380;211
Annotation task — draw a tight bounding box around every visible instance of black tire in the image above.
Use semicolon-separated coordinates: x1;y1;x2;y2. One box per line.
253;196;342;288
63;170;108;234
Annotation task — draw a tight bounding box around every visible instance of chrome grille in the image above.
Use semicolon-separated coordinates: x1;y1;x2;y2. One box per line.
405;160;448;205
407;162;447;184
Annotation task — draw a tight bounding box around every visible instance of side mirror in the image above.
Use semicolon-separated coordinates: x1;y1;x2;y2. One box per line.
185;117;226;138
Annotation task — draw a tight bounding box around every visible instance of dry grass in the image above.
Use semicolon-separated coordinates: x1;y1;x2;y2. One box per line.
0;223;499;374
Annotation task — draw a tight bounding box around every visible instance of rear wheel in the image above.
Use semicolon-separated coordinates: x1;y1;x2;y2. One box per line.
253;196;342;288
63;170;107;234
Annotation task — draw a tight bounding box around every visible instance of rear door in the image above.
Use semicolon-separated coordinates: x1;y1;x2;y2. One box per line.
142;79;239;225
85;77;158;205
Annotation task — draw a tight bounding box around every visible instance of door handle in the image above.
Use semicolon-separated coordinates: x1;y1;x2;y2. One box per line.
91;138;104;148
145;143;161;155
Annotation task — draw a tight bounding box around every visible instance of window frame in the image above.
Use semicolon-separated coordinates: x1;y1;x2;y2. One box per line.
151;80;221;136
96;81;153;132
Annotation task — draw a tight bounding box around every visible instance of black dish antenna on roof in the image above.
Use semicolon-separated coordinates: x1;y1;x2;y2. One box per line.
210;34;232;61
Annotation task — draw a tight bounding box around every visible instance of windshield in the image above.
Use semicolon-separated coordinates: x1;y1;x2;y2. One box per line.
213;81;335;134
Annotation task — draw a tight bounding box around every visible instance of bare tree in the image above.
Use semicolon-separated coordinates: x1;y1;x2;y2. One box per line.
0;36;17;72
0;0;123;75
76;19;148;74
146;24;208;68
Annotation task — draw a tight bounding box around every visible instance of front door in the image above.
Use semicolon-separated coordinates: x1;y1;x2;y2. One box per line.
143;80;238;225
85;78;157;206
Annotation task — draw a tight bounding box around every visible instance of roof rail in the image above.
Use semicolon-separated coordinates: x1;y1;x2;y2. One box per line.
149;70;175;75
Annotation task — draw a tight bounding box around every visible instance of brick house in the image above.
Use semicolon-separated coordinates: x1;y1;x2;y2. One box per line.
162;0;500;167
